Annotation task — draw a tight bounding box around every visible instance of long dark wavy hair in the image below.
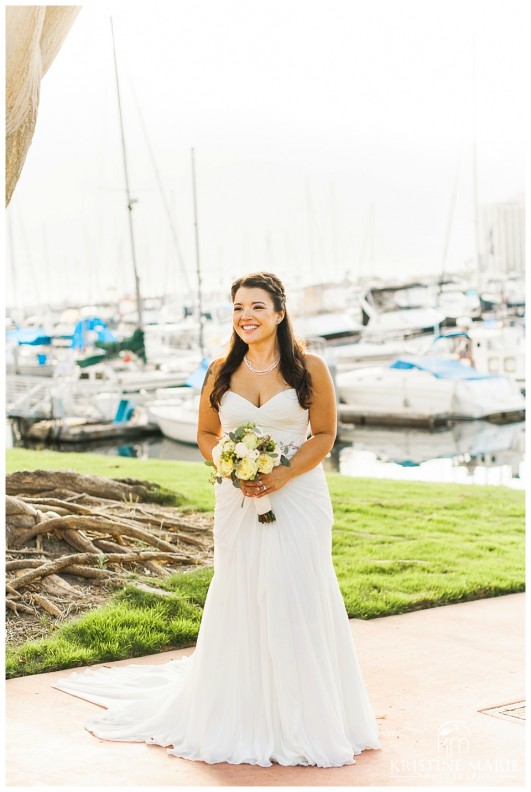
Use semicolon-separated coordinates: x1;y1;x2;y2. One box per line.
210;271;312;411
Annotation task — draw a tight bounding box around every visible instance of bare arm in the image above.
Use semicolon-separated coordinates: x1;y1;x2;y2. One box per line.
196;360;223;460
286;353;337;477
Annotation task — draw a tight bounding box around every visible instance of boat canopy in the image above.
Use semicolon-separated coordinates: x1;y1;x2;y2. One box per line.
389;355;500;380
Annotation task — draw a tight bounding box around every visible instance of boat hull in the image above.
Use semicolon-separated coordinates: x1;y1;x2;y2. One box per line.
148;403;199;445
336;366;525;421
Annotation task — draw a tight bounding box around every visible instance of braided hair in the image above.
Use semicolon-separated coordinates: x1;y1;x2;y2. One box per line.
210;271;312;411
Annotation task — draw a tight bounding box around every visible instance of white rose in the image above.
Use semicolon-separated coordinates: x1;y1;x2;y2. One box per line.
234;442;250;458
219;458;235;477
242;432;259;450
221;436;235;450
248;448;260;460
212;443;223;467
257;454;275;474
236;457;259;480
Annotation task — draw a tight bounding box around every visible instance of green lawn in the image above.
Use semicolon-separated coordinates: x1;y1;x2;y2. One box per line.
5;448;214;511
5;449;525;678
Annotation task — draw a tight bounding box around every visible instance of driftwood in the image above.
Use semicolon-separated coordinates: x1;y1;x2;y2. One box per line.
19;497;95;514
62;528;101;554
60;564;115;578
8;550;197;591
5;470;214;633
14;515;184;553
6;600;35;615
6;469;181;503
31;593;63;617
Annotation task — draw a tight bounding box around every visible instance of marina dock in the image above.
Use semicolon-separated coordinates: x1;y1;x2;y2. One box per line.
23;418;159;444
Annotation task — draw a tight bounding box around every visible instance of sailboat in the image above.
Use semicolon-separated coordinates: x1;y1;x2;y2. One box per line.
6;21;202;436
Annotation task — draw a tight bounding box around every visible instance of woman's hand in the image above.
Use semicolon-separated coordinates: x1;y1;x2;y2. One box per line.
239;465;292;498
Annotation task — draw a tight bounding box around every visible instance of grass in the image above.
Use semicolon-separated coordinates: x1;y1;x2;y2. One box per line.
5;449;525;678
327;473;525;617
5;448;215;511
6;570;214;678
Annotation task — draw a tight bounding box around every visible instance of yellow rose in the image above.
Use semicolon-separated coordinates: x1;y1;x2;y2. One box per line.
257;454;275;474
219;458;235;477
236;457;259;480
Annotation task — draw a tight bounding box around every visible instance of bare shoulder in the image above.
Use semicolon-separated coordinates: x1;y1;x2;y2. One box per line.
304;352;330;379
207;357;224;375
304;353;336;428
206;357;226;378
201;357;223;394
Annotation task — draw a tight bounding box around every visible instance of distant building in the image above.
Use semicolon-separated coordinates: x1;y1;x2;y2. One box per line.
480;195;525;275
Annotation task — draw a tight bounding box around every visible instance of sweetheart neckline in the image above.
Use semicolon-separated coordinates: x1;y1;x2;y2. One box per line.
225;388;297;410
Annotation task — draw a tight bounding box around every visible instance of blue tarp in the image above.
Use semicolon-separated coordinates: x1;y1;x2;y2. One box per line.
389;355;501;380
184;357;211;389
8;319;116;349
70;318;117;349
6;327;53;346
434;332;470;341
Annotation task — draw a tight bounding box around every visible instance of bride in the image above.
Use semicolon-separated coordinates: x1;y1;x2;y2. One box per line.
52;271;381;768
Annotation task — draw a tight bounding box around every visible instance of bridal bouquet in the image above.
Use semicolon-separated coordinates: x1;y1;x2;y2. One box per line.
205;421;291;523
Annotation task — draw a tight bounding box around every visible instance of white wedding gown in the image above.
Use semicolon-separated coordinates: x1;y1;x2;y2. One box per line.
52;389;381;767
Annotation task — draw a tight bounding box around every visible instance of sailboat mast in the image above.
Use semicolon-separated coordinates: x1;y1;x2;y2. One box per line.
110;18;143;329
191;148;205;357
471;40;481;288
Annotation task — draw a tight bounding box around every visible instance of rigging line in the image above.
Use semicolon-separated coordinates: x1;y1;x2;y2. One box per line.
305;182;316;279
471;37;481;282
191;147;205;357
357;202;374;279
329;182;339;275
125;69;191;295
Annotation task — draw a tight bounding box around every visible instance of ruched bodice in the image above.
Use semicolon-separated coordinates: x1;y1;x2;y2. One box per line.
220;388;309;456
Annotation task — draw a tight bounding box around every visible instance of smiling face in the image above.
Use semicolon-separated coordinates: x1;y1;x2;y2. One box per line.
232;286;284;346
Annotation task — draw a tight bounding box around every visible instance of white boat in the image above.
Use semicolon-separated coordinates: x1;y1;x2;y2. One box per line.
148;396;200;444
6;362;199;423
332;334;428;372
360;281;446;333
425;325;525;392
293;312;362;341
336;355;525;421
432;278;481;321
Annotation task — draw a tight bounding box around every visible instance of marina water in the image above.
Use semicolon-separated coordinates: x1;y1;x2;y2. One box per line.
7;418;525;491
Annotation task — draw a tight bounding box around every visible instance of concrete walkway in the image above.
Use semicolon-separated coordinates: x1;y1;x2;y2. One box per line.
6;593;524;787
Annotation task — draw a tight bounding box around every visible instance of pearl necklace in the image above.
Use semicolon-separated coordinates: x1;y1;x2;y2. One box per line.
244;354;280;376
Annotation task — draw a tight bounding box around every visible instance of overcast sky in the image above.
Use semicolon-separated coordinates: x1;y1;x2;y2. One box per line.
6;0;527;309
